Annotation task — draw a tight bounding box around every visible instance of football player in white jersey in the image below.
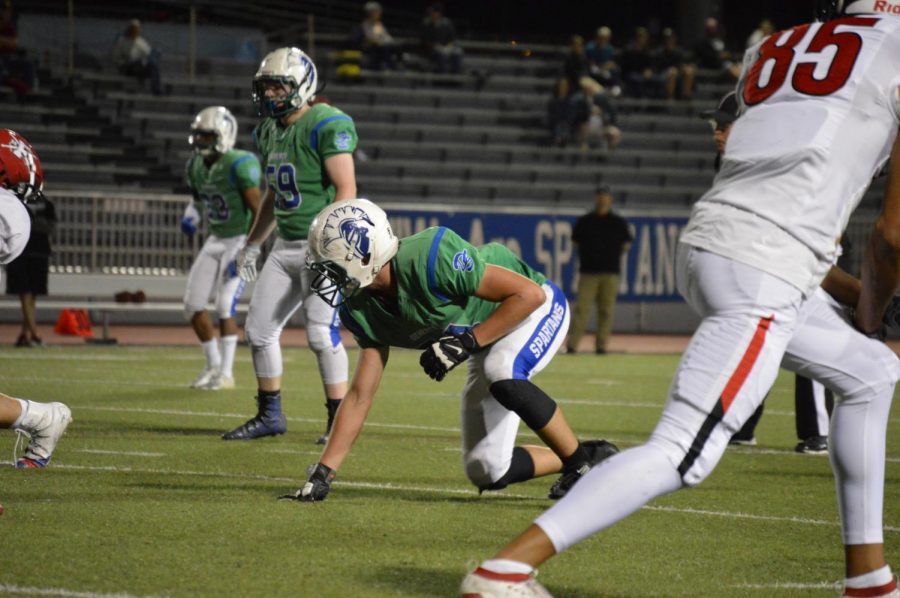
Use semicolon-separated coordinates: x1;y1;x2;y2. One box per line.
461;3;900;596
0;129;72;469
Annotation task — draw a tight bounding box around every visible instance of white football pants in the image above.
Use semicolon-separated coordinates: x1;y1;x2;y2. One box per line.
244;238;348;385
183;234;247;319
535;244;898;552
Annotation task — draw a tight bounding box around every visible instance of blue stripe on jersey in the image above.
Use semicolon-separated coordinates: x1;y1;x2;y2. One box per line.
309;115;353;151
329;308;342;348
229;155;253;186
339;304;374;346
427;227;450;302
511;282;567;380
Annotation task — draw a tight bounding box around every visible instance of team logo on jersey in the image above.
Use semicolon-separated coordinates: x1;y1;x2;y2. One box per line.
335;131;351;151
323;205;375;259
452;249;474;272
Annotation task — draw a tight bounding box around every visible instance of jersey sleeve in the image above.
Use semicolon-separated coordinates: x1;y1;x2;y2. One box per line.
428;227;486;301
252;123;269;163
184;157;196;192
230;153;262;191
313;115;358;159
338;306;382;349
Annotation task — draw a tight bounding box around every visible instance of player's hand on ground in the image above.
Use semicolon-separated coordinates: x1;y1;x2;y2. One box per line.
279;463;335;502
181;204;200;237
419;330;480;381
236;244;262;282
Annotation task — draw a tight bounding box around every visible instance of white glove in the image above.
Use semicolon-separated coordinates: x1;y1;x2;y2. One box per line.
236;243;262;282
181;203;200;236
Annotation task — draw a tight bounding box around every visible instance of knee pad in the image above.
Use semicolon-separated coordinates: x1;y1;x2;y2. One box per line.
251;344;283;379
306;320;341;353
475;447;536;492
488;379;557;431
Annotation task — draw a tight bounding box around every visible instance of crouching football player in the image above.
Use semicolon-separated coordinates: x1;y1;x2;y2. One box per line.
282;199;618;502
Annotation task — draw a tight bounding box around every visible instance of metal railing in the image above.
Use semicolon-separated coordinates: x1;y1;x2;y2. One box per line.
50;191;200;276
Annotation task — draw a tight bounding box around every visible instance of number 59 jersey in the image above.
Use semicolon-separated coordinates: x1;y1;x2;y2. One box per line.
253;103;358;241
185;149;261;238
683;12;900;295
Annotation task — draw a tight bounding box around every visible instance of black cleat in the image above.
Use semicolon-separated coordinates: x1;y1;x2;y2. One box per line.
548;439;619;500
795;435;828;455
222;413;287;440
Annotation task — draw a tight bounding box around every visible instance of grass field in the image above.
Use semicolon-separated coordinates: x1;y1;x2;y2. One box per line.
0;344;898;597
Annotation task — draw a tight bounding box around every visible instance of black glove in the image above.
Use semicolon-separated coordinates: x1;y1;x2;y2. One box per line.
419;330;481;381
883;295;900;332
279;463;335;502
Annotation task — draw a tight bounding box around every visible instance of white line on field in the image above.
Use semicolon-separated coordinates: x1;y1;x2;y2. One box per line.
73;449;166;458
0;583;155;598
731;582;838;590
263;449;326;456
14;462;898;533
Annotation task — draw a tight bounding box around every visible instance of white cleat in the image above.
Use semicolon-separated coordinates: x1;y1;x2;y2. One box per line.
460;567;553;597
204;373;235;390
190;367;219;389
16;402;72;468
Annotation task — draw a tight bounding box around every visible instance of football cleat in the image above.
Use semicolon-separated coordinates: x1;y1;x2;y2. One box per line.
204;373;235;391
728;436;757;447
315;400;341;445
15;402;72;468
548;439;619;500
222;413;287;440
460;567;553;597
795;435;828;455
842;577;900;597
190;367;219;389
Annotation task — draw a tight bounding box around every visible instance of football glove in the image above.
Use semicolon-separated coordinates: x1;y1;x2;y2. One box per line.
181;203;200;236
236;243;262;282
883;295;900;333
279;463;335;503
420;330;481;381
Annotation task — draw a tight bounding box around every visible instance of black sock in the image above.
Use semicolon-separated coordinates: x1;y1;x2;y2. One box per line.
325;398;342;430
561;442;589;472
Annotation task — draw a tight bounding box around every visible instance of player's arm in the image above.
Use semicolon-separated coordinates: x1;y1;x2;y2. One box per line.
245;186;277;246
856;128;900;334
324;153;357;201
239;185;263;235
820;265;862;307
468;265;546;347
290;345;389;502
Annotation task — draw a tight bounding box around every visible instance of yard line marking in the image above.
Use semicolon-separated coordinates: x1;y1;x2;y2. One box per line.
74;449;166;458
0;583;154;598
14;462;898;533
732;582;837;590
263;449;326;456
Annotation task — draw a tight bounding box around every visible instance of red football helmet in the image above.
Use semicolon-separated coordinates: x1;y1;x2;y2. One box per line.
0;129;44;202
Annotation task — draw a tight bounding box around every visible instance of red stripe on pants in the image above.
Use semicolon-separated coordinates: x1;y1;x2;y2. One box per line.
720;316;773;413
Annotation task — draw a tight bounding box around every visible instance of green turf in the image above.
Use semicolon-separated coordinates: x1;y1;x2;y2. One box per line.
0;345;897;597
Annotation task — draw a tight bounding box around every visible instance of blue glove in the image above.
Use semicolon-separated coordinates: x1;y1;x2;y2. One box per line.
181;203;200;236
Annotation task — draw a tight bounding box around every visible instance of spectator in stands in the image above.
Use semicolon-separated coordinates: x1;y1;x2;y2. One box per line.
6;193;55;348
112;18;163;95
746;18;776;48
351;1;400;71
562;34;592;90
566;186;632;355
585;26;622;97
575;77;621;151
548;78;580;147
0;2;37;100
654;28;695;100
619;27;667;98
692;17;742;81
420;2;463;74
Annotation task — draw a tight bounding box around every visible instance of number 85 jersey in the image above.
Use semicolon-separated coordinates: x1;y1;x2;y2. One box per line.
684;11;900;295
253;103;358;241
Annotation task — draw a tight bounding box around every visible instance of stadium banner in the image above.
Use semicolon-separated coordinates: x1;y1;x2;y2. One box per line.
382;204;689;302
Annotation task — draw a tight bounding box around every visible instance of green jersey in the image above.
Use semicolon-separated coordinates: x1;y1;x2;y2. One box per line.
185;149;260;238
254;103;358;240
339;227;546;349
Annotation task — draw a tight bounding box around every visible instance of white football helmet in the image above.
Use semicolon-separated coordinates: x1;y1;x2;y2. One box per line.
252;47;318;118
188;106;237;157
307;199;399;306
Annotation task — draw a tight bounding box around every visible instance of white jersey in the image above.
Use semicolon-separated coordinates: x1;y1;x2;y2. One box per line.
0;187;30;265
681;12;900;294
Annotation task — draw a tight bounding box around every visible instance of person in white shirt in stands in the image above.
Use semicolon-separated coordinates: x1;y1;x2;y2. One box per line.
112;18;162;95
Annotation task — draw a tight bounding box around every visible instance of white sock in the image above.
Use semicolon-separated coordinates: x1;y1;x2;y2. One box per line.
219;335;238;378
11;398;28;428
202;339;221;370
480;559;533;575
845;565;893;589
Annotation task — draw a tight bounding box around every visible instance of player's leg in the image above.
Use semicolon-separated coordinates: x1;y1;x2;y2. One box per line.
223;239;300;440
463;245;800;592
206;237;247;390
299;247;348;445
780;289;900;594
794;374;832;454
593;273;617;354
0;392;71;468
480;280;618;498
565;273;599;354
184;238;223;388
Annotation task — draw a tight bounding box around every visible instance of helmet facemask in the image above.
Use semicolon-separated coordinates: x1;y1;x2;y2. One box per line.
189;129;219;157
252;76;304;118
308;259;363;307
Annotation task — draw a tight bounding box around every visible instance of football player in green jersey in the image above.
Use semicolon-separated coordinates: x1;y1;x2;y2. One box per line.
182;106;262;391
281;199;618;503
225;47;356;442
